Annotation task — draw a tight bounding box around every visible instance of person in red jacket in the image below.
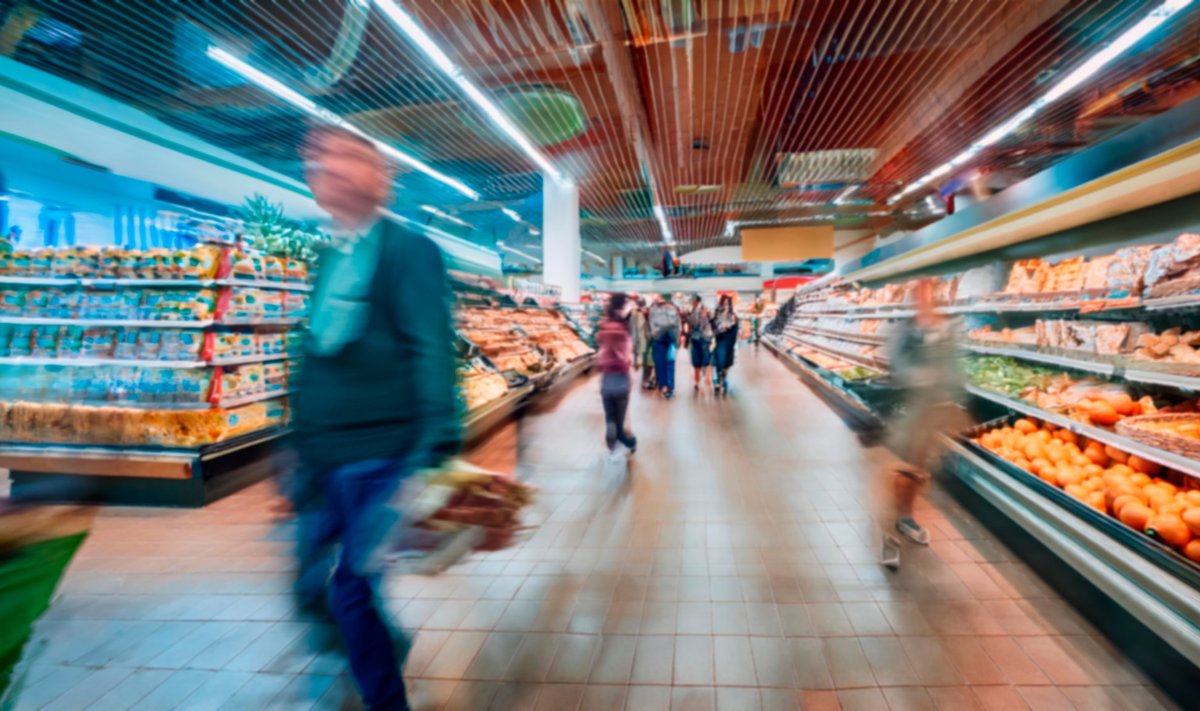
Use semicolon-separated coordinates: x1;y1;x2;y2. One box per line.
595;293;638;454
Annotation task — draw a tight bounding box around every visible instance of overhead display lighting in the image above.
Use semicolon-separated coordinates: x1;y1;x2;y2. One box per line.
497;242;542;264
833;186;859;205
653;204;674;244
419;204;472;228
207;46;480;200
501;207;523;223
372;0;568;185
887;0;1195;205
583;249;607;264
529;227;541;236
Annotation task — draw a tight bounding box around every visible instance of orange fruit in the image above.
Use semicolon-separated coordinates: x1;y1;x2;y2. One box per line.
1038;467;1059;486
1030;458;1051;476
1158;501;1187;516
1112;495;1143;518
1056;468;1083;488
1034;430;1052;444
1105;446;1128;464
1055;429;1079;445
1129;473;1152;488
1082;476;1103;492
1084;446;1109;468
1014;418;1037;434
1146;513;1192;548
1082;464;1104;478
1064;484;1088;501
1128;455;1162;476
1087;402;1120;426
1087;491;1107;512
1119;502;1153;531
1110;464;1135;478
1185;491;1200;506
1185;539;1200;564
1183;508;1200;537
1155;481;1178;496
1106;392;1136;416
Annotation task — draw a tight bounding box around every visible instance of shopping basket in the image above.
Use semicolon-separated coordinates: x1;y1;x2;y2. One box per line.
0;531;88;702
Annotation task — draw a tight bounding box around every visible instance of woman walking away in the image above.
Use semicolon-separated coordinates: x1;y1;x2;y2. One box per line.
596;293;638;454
648;294;682;398
685;295;714;392
712;294;738;395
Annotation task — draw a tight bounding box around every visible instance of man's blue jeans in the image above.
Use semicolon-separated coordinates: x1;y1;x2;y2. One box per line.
652;334;676;393
295;459;412;711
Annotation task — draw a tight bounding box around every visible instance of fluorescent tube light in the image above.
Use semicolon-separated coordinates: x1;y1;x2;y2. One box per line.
499;243;542;264
583;249;606;264
372;0;567;184
501;208;523;223
833;186;858;205
419;205;472;228
886;0;1193;205
207;46;479;200
653;204;674;243
529;227;541;236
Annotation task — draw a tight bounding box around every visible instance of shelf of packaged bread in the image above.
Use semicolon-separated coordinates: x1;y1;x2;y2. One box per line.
783;333;887;372
0;316;214;329
0;356;208;368
215;317;303;327
0;353;292;369
965;343;1119;377
215;389;291;410
964;384;1200;481
788;324;886;346
0;275;313;291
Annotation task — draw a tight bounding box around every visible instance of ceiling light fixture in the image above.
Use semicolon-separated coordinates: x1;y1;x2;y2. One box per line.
886;0;1194;205
499;243;542;264
583;249;606;264
501;207;523;223
833;186;859;205
529;227;541;236
653;204;674;244
419;204;472;228
207;46;480;200
372;0;568;185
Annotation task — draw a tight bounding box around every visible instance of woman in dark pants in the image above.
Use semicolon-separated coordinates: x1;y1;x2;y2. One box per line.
712;294;738;394
595;293;638;453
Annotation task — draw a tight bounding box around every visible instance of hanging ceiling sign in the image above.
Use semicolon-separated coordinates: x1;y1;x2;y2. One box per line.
741;225;834;262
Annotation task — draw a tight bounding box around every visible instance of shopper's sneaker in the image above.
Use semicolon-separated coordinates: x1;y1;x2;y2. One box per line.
881;534;901;570
896;517;930;545
626;437;638;456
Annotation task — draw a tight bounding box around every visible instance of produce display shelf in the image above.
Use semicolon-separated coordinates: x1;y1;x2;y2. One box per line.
940;435;1200;665
216;389;291;410
784;333;886;371
0;316;214;329
464;382;535;443
789;324;886;345
964;384;1200;481
1142;294;1200;312
965;343;1118;377
0;356;207;368
764;337;882;429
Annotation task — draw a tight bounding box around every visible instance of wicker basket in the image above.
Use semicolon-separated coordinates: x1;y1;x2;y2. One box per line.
1115;413;1200;460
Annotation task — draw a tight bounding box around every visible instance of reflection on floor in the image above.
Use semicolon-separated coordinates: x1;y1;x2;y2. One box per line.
11;350;1177;710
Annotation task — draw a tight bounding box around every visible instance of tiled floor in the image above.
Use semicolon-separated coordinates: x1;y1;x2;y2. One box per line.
8;350;1178;710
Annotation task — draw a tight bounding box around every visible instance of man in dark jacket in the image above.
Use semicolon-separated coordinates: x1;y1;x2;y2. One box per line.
290;125;462;711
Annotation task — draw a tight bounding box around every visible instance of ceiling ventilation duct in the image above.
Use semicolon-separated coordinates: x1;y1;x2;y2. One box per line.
776;148;877;191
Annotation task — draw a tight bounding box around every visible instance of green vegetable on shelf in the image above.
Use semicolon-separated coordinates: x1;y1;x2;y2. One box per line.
963;356;1057;396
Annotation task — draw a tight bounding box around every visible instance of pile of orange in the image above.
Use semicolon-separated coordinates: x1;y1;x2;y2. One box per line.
977;418;1200;563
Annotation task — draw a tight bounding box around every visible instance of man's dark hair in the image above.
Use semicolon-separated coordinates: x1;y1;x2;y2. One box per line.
606;292;628;320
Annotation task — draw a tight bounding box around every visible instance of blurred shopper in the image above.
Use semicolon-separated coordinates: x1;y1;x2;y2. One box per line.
685;295;714;391
648;294;682;398
749;295;765;344
596;293;638;455
880;278;967;569
631;296;648;370
638;300;656;390
712;294;738;394
291;125;463;711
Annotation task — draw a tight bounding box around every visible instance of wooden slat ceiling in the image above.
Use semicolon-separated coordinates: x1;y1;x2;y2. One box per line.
4;0;1199;260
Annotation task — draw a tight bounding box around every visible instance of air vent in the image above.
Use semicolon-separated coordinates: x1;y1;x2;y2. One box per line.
776;148;877;190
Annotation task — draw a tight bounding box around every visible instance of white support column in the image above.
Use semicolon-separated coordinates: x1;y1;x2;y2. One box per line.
542;179;581;303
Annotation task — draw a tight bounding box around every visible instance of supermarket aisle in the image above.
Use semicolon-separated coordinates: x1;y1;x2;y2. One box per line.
13;349;1175;710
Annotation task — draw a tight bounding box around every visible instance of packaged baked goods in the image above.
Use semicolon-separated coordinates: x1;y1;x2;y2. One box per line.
81;327;115;358
175;245;221;279
260;332;285;355
230;250;264;279
1083;255;1115;292
31;249;54;274
7;326;34;357
1004;259;1049;294
31;326;59;357
73;246;101;277
1047;257;1085;293
0;252;12;275
0;290;23;314
118;250;141;278
52;248;78;276
264;255;285;281
285;259;308;282
10;251;31;275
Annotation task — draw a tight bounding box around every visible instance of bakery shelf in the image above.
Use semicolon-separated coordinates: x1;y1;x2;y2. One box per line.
0;316;214;329
218;278;313;292
965;384;1200;481
216;389;291;409
210;353;291;367
216;317;303;327
1122;366;1200;391
1142;294;1200;312
784;333;887;371
789;324;886;346
0;276;218;287
965;343;1118;377
0;356;206;368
